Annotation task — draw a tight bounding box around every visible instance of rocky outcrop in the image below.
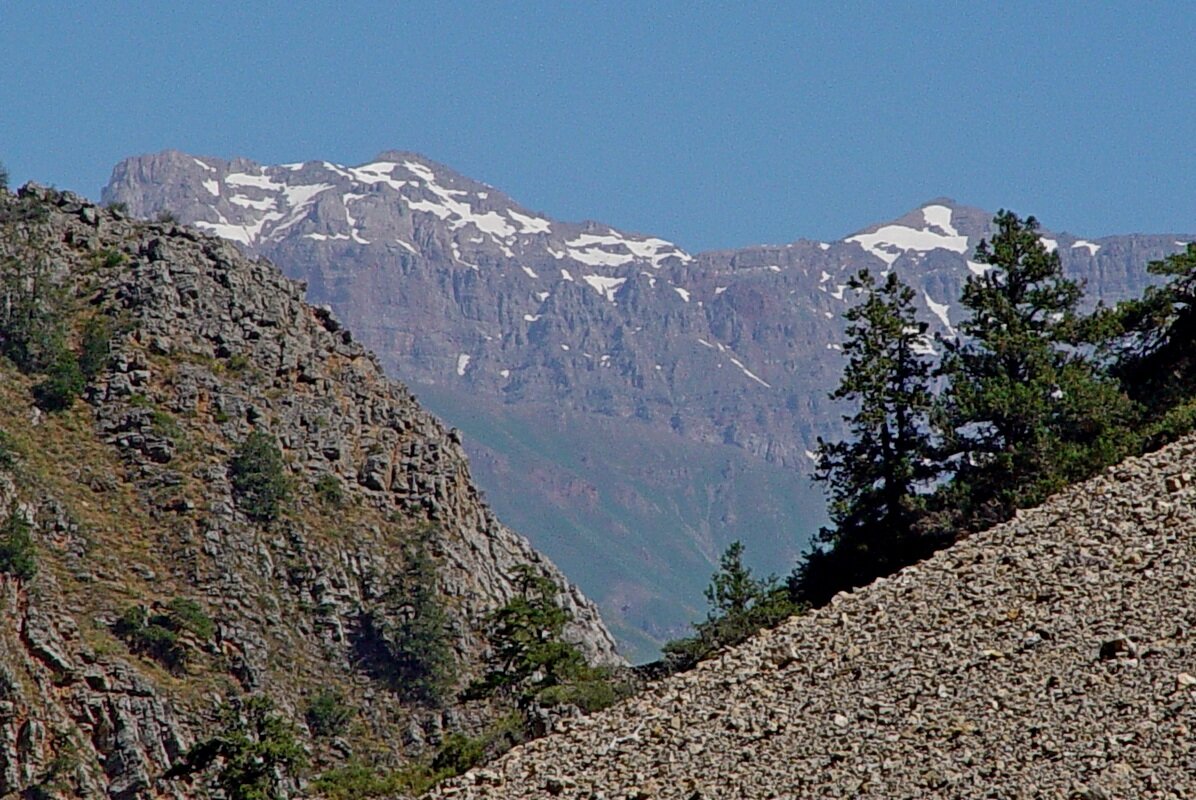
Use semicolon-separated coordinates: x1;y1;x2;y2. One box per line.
0;184;619;798
429;435;1196;798
104;151;1196;658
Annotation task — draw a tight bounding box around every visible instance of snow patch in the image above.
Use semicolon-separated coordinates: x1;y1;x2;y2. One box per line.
508;209;552;234
1071;239;1101;255
818;242;830;251
967;260;991;276
523;314;541;322
536;291;550;301
846;219;968;265
1041;237;1058;253
923;291;953;332
229;194;277;211
201;179;220;196
225;172;284;192
674;287;690;302
521;265;539;279
728;356;772;388
348;162;409;191
500;369;510;378
921;204;959;236
456;354;471;376
581;275;626;302
193;158;216;172
714;286;727;295
560;269;574;282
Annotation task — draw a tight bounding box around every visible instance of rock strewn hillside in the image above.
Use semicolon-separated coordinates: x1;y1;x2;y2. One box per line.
0;184;618;798
430;435;1196;798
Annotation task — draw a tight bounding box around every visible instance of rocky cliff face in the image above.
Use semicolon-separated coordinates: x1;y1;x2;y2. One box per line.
429;433;1196;798
0;184;619;798
103;150;1196;658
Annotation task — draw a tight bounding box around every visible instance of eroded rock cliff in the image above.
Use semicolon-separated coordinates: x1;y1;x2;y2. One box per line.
0;184;619;798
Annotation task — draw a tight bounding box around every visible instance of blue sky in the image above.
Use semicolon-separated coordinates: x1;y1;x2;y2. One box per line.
2;3;1193;251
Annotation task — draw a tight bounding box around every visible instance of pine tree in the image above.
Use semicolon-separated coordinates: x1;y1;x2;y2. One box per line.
794;269;940;603
1107;243;1196;439
935;211;1134;528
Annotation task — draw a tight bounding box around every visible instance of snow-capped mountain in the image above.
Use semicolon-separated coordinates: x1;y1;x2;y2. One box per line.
103;150;1193;659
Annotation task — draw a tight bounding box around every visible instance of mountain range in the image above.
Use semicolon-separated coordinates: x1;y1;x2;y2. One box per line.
103;150;1195;659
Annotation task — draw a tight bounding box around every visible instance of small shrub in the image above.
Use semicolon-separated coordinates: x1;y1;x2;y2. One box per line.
0;162;7;192
32;348;85;411
106;201;128;215
95;248;126;269
0;429;17;469
166;695;305;800
226;353;249;373
77;315;114;380
0;511;37;580
304;688;355;738
164;596;216;640
312;761;443;800
430;732;486;775
114;597;213;672
150;409;183;443
229;431;291;522
314;473;344;507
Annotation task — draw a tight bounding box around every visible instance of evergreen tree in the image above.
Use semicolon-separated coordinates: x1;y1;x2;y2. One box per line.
167;696;305;800
480;564;582;694
1106;243;1196;441
229;431;291;522
378;533;457;706
703;540;759;618
664;540;797;670
793;269;940;604
935;211;1134;528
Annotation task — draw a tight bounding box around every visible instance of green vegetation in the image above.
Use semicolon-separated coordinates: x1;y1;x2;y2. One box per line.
114;597;215;673
796;270;943;605
663;541;800;670
356;530;457;705
0;510;37;580
473;564;630;711
792;210;1180;608
314;473;345;507
312;761;442;800
229;430;291;522
167;696;305;800
935;211;1135;530
1;218;120;411
0;428;16;468
304;688;355;738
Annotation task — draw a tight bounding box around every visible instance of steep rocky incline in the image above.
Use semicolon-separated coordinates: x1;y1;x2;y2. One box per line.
104;150;1196;658
430;435;1196;798
0;184;618;798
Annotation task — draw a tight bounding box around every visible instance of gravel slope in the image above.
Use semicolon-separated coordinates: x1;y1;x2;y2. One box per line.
429;437;1196;798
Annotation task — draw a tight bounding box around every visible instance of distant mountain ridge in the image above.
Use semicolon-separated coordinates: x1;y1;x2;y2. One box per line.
103;150;1195;659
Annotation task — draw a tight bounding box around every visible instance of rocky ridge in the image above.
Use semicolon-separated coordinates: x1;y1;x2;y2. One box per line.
428;435;1196;798
0;184;618;798
104;151;1196;657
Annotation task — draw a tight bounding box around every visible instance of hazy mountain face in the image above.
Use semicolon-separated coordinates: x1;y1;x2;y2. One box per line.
104;150;1194;659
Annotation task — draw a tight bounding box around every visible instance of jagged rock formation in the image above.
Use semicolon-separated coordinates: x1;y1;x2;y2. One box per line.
429;435;1196;798
0;184;618;798
103;151;1196;658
